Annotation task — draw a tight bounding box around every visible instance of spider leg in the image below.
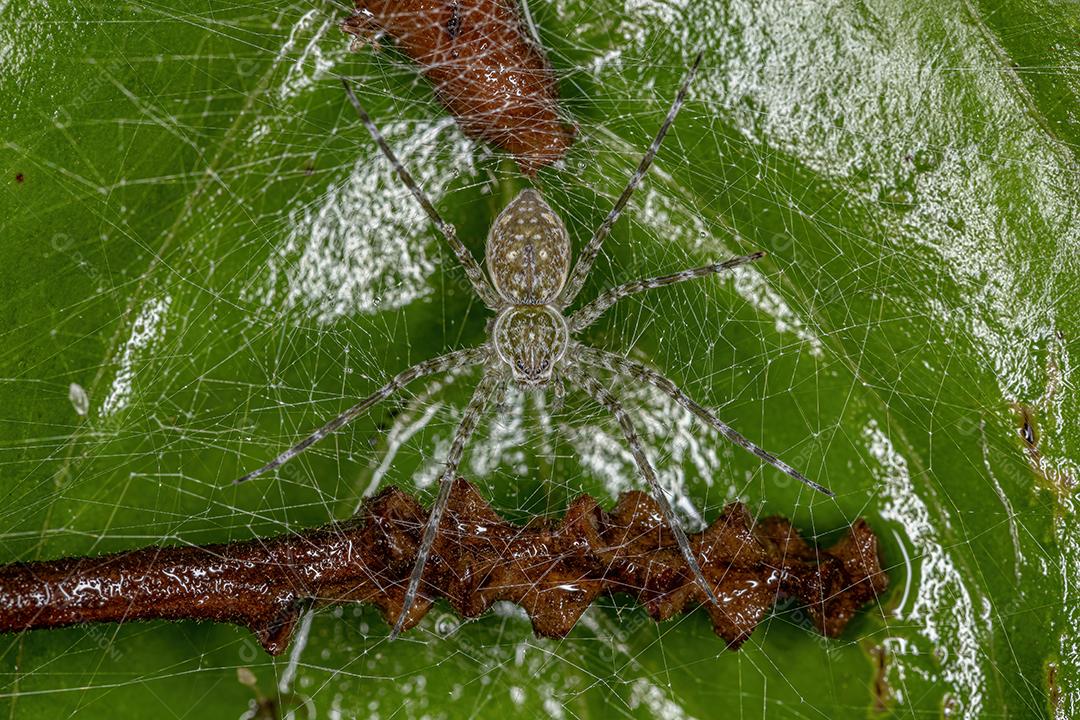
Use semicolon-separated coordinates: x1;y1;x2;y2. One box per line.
390;368;504;639
569;252;764;332
550;372;566;414
492;376;513;415
559;51;704;307
576;345;833;496
341;79;503;310
568;367;723;610
233;347;488;485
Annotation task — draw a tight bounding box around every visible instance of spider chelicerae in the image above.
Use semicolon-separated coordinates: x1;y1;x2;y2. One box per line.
237;52;832;639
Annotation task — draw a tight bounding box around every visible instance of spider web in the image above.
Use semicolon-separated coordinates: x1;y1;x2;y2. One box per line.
0;0;1077;718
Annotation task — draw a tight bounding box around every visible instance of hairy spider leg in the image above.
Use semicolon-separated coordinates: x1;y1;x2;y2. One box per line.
352;364;473;514
341;79;503;310
233;348;488;485
569;367;723;609
569;252;765;332
576;345;833;496
550;372;566;413
391;368;505;639
559;51;704;307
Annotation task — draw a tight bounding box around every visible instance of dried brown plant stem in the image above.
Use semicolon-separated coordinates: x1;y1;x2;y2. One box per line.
343;0;575;174
0;478;886;654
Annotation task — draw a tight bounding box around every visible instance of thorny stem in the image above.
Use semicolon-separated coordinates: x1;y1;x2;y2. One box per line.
0;479;886;654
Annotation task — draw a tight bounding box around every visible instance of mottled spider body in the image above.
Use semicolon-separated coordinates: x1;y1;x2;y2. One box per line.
487;188;572;387
493;304;568;387
237;54;832;640
486;188;571;305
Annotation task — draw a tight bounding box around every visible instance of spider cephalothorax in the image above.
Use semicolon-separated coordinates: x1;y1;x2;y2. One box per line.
237;54;833;640
493;304;568;387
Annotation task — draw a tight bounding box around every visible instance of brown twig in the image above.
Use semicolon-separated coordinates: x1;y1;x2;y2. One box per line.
0;478;886;655
343;0;575;175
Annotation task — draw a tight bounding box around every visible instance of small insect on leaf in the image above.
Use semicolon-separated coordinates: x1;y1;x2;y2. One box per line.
68;383;89;417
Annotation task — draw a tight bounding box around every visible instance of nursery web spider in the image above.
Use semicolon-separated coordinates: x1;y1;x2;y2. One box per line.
236;52;832;639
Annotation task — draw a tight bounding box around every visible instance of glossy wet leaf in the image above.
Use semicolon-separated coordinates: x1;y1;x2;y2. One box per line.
0;1;1077;718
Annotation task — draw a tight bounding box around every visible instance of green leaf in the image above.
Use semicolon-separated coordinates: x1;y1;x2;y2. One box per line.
1;0;1076;717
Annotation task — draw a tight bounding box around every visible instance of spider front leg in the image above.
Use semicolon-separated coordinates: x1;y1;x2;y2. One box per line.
234;347;488;484
576;345;833;496
569;252;765;332
550;372;566;414
391;367;505;639
567;367;723;610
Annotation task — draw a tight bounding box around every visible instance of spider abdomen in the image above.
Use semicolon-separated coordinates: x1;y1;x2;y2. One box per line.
486;189;571;305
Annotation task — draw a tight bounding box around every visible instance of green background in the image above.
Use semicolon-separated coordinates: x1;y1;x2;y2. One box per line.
1;0;1077;717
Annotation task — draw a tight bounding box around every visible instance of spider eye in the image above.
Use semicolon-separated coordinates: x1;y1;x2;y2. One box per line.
516;360;525;371
540;360;549;371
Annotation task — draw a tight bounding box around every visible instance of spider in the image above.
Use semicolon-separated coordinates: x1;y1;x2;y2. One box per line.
236;52;832;639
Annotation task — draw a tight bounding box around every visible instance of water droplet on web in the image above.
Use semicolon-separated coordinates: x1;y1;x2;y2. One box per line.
69;382;89;416
435;613;460;636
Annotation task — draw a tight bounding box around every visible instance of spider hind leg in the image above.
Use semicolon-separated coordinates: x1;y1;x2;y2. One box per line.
560;51;704;307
